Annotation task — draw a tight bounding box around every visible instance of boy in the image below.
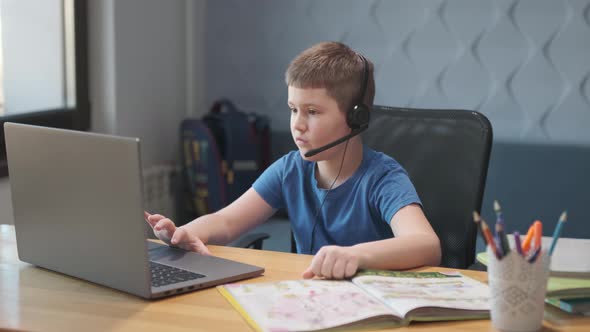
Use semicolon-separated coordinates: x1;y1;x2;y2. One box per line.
146;41;441;280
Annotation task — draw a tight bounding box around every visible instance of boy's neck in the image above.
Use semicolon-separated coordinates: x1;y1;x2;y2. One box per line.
315;139;363;189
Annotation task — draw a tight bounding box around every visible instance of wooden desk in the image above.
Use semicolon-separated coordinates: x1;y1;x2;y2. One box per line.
1;224;588;331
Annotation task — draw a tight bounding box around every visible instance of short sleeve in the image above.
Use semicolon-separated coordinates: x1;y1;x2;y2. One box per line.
252;155;286;209
370;168;422;224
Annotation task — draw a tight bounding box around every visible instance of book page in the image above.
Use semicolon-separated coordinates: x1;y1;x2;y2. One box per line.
220;280;399;332
351;271;489;319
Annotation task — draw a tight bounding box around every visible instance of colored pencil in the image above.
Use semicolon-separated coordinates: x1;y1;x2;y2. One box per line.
548;211;568;256
473;211;501;259
482;220;501;259
495;221;509;256
494;200;511;255
472;211;485;240
514;231;524;256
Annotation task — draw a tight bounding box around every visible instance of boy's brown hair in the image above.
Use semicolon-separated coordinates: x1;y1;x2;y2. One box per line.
285;41;375;113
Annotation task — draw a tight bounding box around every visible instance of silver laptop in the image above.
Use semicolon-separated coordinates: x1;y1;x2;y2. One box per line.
4;122;264;299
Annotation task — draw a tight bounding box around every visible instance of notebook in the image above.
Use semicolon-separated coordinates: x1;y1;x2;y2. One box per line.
218;270;490;332
545;277;590;299
546;297;590;315
4;122;264;299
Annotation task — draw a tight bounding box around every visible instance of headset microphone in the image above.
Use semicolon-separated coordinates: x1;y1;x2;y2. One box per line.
303;125;368;158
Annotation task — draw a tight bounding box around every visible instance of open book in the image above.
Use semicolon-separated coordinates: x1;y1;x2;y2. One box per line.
218;271;490;332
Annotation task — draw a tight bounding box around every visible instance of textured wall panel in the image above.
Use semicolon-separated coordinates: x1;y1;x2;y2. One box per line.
205;0;590;144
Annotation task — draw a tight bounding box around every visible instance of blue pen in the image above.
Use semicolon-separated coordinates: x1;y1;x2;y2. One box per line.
548;211;568;256
527;246;541;263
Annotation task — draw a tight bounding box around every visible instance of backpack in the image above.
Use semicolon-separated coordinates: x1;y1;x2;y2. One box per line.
180;99;271;218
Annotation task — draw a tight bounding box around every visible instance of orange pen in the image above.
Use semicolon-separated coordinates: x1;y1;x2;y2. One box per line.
533;220;543;251
521;223;535;254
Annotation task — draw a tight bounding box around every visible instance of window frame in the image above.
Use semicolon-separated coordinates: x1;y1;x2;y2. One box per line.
0;0;89;177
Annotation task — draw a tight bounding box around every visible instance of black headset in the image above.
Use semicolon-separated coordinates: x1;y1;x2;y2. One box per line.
307;54;371;254
304;54;372;159
346;54;371;130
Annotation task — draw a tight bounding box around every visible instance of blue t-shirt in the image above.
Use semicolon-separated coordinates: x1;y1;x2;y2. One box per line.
252;146;421;254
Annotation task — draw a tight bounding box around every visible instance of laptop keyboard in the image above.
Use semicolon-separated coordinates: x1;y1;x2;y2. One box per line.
150;261;205;288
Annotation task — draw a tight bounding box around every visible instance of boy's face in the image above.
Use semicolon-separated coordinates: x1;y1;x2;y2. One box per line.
288;86;350;161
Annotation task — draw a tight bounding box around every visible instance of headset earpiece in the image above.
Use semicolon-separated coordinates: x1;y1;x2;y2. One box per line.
346;55;371;130
347;104;370;130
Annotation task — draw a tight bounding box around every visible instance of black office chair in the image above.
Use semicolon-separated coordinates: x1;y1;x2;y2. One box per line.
362;105;493;268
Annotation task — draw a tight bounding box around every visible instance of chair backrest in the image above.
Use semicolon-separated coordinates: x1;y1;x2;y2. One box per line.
362;106;493;268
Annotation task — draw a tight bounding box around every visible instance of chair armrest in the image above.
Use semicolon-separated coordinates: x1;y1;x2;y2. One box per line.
467;261;487;271
230;232;270;250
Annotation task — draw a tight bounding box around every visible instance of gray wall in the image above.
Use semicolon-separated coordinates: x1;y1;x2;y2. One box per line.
89;0;205;166
202;0;590;243
204;0;590;144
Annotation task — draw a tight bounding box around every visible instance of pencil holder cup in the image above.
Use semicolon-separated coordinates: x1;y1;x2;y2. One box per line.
487;247;551;332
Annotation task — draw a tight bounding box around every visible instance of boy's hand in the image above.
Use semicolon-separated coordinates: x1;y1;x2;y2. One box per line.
302;245;360;280
144;211;174;245
144;211;211;255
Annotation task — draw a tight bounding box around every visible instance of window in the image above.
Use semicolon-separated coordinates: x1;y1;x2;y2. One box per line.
0;0;89;177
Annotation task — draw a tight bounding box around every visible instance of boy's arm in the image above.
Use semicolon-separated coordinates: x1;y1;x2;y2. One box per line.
182;187;277;245
303;204;441;279
354;203;441;269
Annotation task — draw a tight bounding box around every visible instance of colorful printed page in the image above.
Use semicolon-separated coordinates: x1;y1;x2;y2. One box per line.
351;271;490;320
218;280;402;332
